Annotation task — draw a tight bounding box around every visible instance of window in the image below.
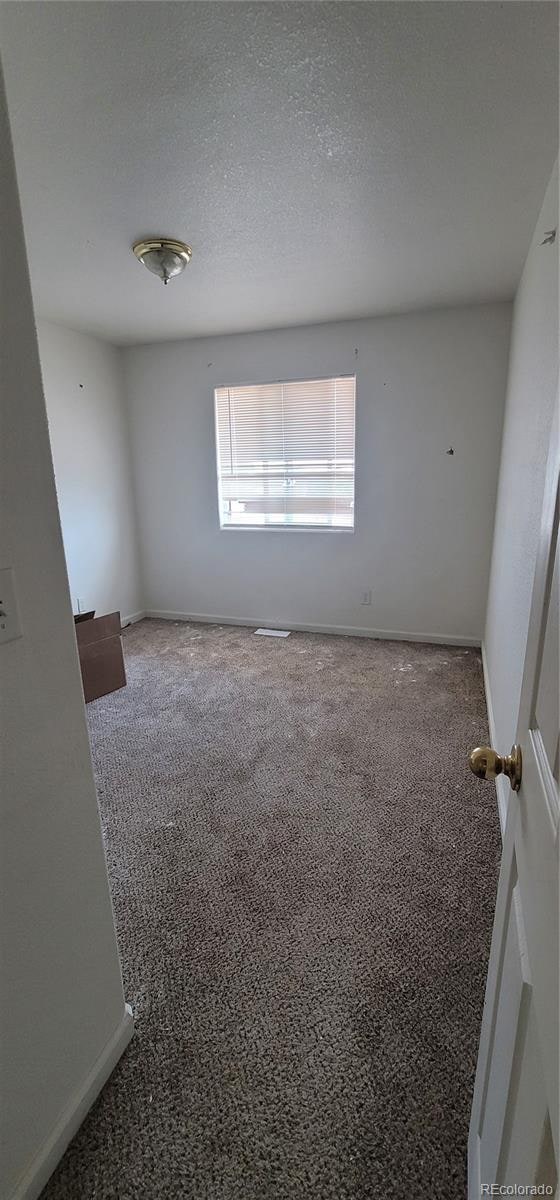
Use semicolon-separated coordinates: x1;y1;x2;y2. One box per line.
214;375;356;530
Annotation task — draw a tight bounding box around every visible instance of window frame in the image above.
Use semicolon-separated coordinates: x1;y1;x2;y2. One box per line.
213;372;357;534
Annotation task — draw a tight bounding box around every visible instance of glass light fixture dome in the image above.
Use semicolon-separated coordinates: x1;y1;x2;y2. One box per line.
133;238;192;285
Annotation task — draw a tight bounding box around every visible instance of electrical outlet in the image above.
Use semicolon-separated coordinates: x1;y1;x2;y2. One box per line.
77;598;87;613
0;567;23;644
361;589;372;606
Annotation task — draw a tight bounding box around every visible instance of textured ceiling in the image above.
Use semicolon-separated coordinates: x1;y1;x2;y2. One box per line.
1;1;558;344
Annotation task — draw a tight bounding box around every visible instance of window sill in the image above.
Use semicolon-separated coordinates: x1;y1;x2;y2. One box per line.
218;524;355;534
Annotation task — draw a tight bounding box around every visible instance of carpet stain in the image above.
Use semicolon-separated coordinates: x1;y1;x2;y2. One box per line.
41;619;500;1200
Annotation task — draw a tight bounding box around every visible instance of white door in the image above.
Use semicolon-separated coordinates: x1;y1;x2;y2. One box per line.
468;406;559;1196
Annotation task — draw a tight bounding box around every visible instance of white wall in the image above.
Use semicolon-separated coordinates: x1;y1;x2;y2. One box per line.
37;320;143;623
484;162;558;813
0;65;132;1200
123;304;511;643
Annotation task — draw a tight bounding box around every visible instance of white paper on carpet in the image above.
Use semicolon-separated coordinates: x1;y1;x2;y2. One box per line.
254;628;291;637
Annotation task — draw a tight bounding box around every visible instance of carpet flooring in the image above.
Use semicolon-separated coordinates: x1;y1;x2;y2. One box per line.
42;619;501;1200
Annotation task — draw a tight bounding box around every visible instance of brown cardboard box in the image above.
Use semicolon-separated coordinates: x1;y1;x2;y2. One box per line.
75;612;126;703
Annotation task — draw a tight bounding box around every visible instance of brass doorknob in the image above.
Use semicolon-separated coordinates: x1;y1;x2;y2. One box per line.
469;744;522;792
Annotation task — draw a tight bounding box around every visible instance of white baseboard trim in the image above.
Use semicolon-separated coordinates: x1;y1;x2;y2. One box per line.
10;1004;134;1200
121;610;146;627
481;642;508;837
144;609;481;648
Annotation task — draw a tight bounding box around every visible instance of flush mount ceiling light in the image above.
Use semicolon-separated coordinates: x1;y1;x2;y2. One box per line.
132;238;192;285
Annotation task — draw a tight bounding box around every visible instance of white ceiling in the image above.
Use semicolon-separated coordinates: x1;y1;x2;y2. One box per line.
1;1;557;345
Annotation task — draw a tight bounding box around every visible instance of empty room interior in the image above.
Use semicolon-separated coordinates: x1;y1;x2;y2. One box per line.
1;3;559;1199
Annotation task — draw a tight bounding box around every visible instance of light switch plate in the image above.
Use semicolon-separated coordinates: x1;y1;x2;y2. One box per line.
0;567;23;643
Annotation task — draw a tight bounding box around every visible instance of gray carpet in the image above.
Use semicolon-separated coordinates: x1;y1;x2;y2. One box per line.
42;619;500;1200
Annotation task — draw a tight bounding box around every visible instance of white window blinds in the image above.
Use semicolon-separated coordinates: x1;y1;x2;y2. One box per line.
214;375;355;530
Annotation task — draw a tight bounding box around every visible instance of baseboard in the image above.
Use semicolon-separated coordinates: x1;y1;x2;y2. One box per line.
121;610;146;627
144;609;481;648
9;1004;134;1200
481;642;508;837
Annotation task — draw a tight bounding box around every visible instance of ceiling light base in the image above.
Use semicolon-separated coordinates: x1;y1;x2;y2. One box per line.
133;238;192;285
